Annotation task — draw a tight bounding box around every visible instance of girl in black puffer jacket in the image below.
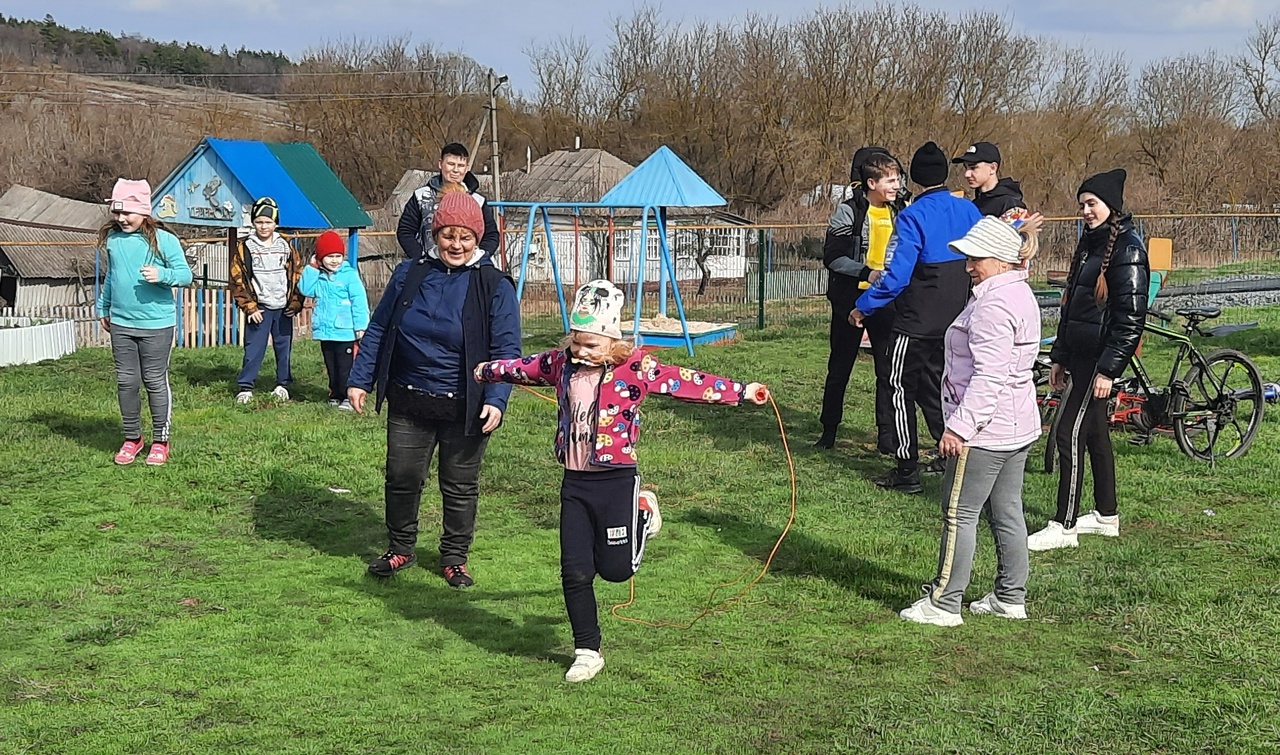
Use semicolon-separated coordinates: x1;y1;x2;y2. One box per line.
1029;169;1150;552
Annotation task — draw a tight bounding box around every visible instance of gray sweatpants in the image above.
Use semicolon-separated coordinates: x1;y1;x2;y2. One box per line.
110;325;175;443
929;444;1031;613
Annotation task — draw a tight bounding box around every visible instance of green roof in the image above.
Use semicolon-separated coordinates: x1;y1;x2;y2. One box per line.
266;142;372;228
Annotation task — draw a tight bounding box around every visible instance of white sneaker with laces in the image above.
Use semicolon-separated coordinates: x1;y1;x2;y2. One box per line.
338;400;355;412
327;399;341;407
271;385;290;401
968;593;1028;620
639;490;662;537
564;649;605;682
235;390;253;404
1076;510;1120;537
1027;522;1079;551
898;596;963;627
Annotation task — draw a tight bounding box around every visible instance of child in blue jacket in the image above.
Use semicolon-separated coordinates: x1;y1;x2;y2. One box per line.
299;231;370;410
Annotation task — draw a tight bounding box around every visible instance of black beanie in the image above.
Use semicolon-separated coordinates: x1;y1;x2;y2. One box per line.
252;196;280;222
1077;169;1126;214
850;146;891;184
910;141;949;187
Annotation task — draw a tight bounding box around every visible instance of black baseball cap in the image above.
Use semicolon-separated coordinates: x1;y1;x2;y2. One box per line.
952;141;1001;165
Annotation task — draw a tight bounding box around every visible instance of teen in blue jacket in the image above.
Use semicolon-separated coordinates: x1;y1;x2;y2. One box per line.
349;189;522;588
852;142;981;493
299;231;370;409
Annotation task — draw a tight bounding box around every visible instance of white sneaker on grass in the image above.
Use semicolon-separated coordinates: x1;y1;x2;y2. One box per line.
968;593;1028;620
271;385;290;401
638;490;662;537
1076;510;1120;537
565;649;605;682
898;596;963;627
235;390;253;404
338;400;355;412
328;399;341;407
1027;522;1078;551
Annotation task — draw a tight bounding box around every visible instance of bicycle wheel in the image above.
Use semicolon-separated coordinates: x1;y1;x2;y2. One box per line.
1172;349;1265;461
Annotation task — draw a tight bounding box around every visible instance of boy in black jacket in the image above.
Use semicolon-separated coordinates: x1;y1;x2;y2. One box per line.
952;141;1026;217
817;148;908;450
396;142;500;258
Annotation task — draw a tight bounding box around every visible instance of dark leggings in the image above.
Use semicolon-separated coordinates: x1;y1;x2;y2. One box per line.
559;468;652;651
1053;358;1118;528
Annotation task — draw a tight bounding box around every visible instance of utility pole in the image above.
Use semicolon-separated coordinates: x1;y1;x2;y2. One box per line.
488;69;507;202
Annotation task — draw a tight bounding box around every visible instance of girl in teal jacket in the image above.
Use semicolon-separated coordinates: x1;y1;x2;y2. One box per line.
96;179;193;466
299;231;370;409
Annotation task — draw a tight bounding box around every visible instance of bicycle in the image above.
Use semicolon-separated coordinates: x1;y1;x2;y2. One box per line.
1035;305;1266;472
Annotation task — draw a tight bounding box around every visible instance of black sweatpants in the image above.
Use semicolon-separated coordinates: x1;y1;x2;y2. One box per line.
320;340;356;400
1053;357;1118;528
818;303;895;450
560;468;652;652
864;309;896;454
887;332;946;476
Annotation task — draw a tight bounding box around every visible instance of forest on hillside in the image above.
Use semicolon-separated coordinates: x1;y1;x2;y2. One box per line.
0;9;1278;220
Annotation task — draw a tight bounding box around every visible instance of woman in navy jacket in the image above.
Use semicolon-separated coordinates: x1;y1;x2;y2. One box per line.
349;188;522;587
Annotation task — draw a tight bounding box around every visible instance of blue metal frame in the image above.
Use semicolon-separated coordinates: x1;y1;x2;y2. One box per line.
495;200;698;355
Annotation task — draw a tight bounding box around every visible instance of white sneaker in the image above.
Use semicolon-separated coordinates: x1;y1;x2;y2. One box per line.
327;399;341;407
564;649;605;682
968;593;1028;620
1027;522;1079;551
639;490;662;537
1076;510;1120;537
338;400;355;412
271;385;290;401
898;596;963;627
235;390;253;404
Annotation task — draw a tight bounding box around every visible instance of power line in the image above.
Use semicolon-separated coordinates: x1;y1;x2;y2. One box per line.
0;68;455;77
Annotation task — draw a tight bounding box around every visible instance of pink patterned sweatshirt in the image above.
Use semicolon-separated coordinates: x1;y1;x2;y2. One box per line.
475;348;747;468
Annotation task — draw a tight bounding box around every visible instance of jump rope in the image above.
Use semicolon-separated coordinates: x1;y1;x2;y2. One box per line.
514;380;798;630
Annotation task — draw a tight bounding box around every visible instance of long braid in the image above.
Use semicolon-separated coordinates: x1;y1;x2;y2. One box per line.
1092;214;1122;305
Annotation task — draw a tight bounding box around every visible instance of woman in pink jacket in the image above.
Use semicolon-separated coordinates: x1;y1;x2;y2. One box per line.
899;213;1043;627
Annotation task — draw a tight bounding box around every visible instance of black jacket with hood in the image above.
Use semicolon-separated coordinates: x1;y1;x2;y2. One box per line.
973;177;1025;217
823;147;909;313
396;171;501;258
1049;214;1150;378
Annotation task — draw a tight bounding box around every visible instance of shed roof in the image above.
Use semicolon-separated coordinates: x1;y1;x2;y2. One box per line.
155;137;372;229
505;149;635;203
0;185;108;231
0;219;97;279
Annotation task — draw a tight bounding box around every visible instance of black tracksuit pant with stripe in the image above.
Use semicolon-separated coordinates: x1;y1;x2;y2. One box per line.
560;468;653;652
887;332;946;477
1053;357;1118;528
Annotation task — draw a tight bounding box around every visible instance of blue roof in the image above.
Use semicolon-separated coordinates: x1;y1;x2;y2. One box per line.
205;138;329;228
599;146;726;208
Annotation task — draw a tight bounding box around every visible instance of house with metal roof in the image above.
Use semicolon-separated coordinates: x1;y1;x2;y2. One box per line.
154;137;372;261
0;186;107;308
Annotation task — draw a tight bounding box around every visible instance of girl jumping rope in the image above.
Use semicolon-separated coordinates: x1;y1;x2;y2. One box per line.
474;279;769;683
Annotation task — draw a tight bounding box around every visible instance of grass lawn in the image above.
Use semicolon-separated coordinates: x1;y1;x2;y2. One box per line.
3;306;1280;754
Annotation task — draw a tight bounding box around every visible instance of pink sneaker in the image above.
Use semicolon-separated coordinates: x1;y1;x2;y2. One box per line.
114;438;145;465
145;442;170;466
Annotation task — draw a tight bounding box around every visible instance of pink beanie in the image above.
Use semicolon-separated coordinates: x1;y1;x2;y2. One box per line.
432;191;485;239
109;179;153;216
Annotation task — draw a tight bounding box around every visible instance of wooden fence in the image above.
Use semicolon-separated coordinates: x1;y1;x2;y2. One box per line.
1;288;312;349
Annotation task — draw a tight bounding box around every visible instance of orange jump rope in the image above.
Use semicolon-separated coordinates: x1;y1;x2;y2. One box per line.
515;382;798;630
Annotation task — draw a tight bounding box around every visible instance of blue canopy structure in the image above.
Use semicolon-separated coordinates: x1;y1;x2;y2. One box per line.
493;146;730;355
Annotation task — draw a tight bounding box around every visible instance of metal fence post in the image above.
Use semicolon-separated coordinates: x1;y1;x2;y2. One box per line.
756;228;766;330
1231;215;1239;262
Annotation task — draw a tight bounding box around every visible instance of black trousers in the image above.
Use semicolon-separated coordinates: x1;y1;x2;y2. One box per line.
384;403;490;566
818;303;895;450
887;332;946;476
1053;357;1118;528
320;340;356;400
560;468;652;652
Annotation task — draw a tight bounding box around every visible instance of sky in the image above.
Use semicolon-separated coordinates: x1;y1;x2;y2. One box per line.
10;0;1274;92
